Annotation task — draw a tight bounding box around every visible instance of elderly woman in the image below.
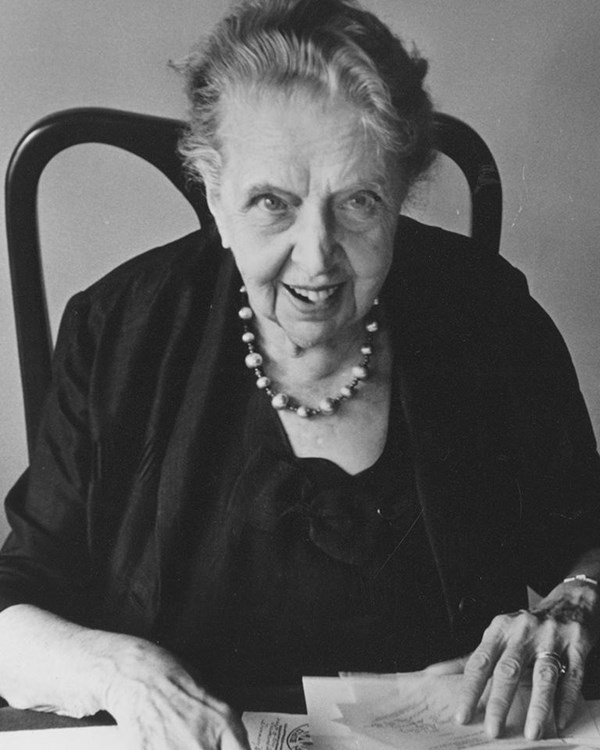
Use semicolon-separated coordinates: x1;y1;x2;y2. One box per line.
0;0;599;748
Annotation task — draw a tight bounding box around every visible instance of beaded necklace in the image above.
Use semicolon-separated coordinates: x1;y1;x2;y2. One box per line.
238;285;379;417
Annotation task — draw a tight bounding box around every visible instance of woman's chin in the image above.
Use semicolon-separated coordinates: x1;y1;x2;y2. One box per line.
259;298;363;352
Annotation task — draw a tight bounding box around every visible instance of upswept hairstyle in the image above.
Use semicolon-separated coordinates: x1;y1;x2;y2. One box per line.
176;0;434;188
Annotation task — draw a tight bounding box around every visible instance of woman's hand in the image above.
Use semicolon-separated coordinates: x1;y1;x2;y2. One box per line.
452;578;600;740
0;605;249;750
101;637;249;750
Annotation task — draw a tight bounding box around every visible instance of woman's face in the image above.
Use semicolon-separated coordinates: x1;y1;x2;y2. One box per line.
207;88;406;351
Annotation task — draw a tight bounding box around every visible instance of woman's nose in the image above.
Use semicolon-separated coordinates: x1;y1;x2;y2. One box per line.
291;208;338;274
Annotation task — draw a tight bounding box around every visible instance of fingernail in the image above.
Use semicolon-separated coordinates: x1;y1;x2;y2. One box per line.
525;721;542;741
455;709;468;725
557;714;567;732
557;706;571;732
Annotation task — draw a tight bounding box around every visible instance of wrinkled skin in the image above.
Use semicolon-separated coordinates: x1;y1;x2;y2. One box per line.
102;639;249;750
0;605;250;750
426;574;600;740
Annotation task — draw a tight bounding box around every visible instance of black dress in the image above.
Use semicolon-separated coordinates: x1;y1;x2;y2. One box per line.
158;372;453;688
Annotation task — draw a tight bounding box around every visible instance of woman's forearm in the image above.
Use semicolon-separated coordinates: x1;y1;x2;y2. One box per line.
0;603;120;717
0;604;249;750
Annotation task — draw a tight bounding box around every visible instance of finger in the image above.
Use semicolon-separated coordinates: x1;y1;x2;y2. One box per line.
484;649;525;738
523;653;563;740
217;708;250;750
424;655;470;675
193;696;250;750
556;648;586;731
221;723;251;750
456;639;504;725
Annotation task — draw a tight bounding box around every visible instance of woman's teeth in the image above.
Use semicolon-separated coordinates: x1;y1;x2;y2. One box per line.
286;284;339;303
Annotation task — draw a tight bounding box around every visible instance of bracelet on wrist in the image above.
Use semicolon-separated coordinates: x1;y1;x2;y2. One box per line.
563;574;599;586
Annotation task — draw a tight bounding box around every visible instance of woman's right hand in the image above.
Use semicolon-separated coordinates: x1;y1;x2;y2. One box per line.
0;605;248;750
101;636;249;750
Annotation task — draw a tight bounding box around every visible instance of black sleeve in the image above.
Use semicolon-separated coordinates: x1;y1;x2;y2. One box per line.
490;256;600;593
0;292;95;621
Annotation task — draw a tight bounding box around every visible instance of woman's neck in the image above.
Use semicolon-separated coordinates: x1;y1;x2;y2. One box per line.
254;316;376;397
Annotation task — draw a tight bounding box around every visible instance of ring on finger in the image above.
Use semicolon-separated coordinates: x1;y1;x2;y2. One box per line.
535;650;567;676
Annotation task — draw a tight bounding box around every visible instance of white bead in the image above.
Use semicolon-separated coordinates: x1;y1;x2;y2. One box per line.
271;393;289;410
366;321;379;333
245;352;263;369
296;405;310;418
319;397;336;414
361;345;372;355
256;376;271;389
240;285;247;293
242;331;255;343
373;297;379;306
340;385;353;398
352;365;368;380
238;306;253;320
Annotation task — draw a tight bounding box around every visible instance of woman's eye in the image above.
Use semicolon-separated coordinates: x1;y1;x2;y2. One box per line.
256;194;288;213
340;191;382;217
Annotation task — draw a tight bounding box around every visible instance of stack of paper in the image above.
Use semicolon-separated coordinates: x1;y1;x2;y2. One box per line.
302;672;600;750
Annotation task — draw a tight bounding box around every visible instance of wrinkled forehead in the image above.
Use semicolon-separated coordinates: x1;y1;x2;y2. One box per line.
213;84;406;203
217;83;394;172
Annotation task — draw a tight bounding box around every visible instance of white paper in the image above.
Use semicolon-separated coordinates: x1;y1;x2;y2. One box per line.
560;700;600;746
303;676;360;750
338;674;549;750
303;673;600;750
242;712;312;750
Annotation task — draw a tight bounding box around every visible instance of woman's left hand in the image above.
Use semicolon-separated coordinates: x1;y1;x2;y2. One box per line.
427;578;600;740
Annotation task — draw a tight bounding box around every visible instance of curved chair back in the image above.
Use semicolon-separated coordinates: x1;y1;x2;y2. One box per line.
5;107;502;456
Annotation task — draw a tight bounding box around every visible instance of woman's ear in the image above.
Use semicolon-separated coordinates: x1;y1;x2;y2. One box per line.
205;183;231;249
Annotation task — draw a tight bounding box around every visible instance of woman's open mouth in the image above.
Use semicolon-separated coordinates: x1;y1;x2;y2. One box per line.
283;283;342;304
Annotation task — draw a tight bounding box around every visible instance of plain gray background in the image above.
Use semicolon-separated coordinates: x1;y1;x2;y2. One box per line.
1;0;599;542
